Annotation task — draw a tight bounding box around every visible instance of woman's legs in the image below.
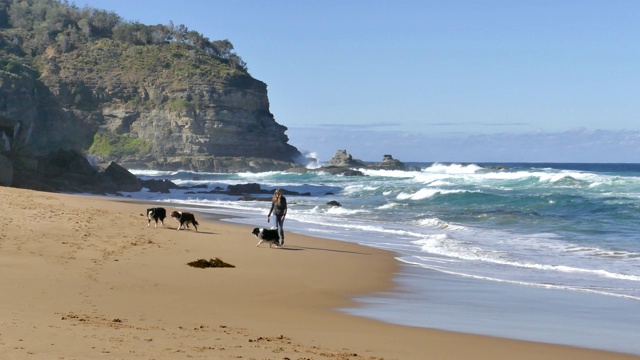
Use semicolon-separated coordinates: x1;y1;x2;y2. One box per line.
275;213;285;245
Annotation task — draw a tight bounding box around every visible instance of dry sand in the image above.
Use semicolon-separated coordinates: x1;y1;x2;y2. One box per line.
0;186;637;359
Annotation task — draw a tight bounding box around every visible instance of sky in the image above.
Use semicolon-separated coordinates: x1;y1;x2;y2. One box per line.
78;0;640;163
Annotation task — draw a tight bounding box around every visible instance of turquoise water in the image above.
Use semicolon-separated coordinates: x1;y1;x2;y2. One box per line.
126;162;640;354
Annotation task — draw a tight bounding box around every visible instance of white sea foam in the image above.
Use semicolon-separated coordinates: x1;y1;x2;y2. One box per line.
237;171;283;179
423;163;483;174
412;235;505;263
343;184;380;195
396;188;469;200
377;202;402;210
427;180;455;187
324;206;369;215
396;188;441;200
414;217;465;230
129;169;180;176
360;168;423;179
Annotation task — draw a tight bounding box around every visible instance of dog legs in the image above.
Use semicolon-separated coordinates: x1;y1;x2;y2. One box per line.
176;222;195;231
255;240;276;247
176;222;192;231
256;239;280;248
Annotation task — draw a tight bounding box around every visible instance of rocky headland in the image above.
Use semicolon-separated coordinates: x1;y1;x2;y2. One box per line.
0;0;307;190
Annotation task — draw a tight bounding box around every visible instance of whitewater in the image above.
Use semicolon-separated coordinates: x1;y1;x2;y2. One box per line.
123;162;640;355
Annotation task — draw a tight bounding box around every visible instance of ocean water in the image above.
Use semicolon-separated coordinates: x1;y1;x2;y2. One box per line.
124;162;640;355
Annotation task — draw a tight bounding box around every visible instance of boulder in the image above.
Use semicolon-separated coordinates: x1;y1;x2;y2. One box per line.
141;179;181;193
237;195;271;202
323;150;418;172
375;154;405;170
224;183;311;197
326;150;367;168
38;149;97;177
227;183;263;195
104;162;142;192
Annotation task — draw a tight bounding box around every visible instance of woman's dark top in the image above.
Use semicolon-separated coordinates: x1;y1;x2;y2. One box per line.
269;196;287;216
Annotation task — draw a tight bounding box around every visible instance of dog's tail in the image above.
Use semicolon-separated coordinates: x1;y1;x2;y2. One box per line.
193;219;199;226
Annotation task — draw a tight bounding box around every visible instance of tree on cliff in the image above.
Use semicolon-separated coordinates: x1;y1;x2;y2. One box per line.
1;0;246;70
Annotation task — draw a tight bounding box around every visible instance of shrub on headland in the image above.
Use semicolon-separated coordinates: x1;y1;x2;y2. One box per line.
89;132;151;158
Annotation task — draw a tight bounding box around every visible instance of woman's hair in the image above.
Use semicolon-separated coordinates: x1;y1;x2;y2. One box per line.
272;189;282;202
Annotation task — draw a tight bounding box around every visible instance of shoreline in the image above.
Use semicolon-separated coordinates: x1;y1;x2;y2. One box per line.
1;186;638;359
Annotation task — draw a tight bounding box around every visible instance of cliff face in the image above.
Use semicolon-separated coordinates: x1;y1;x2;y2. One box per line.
39;44;299;171
0;58;40;152
0;2;302;173
33;42;302;172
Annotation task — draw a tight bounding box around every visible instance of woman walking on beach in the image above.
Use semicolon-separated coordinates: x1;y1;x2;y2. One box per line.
267;189;287;246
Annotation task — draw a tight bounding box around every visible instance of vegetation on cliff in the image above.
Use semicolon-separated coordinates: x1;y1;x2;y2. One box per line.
88;132;150;159
1;0;249;111
0;0;246;72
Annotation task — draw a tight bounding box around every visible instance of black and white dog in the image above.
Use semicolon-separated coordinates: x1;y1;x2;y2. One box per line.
147;207;166;228
252;227;281;247
170;211;199;231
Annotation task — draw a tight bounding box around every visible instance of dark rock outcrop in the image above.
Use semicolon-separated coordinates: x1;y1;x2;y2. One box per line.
0;154;13;186
40;149;98;178
140;179;182;193
103;162;143;192
287;150;418;176
326;150;368;168
225;183;310;197
4;150;174;194
6;150;98;193
227;183;262;195
375;154;406;170
237;195;272;202
324;150;412;171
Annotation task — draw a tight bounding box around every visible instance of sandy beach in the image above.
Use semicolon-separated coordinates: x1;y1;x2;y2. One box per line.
0;186;637;359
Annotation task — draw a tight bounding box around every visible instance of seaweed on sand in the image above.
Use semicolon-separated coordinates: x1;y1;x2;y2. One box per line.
187;258;235;268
